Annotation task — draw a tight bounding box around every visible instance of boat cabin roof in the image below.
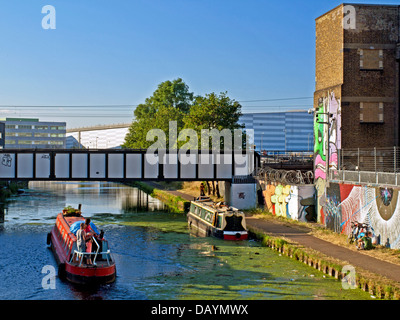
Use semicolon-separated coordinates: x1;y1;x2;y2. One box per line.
192;197;241;214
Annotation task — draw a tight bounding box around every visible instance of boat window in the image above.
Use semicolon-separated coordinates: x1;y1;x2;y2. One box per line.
225;215;245;231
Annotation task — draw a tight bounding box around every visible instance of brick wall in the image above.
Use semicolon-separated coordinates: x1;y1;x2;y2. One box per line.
315;4;400;149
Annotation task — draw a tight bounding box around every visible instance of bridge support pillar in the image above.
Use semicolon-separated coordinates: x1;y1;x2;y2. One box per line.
222;178;257;210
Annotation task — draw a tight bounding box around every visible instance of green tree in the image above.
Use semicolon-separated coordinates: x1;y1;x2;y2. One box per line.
183;92;244;150
123;78;193;149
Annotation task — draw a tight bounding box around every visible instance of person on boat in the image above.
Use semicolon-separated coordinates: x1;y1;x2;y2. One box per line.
84;223;93;265
75;223;86;262
200;183;205;196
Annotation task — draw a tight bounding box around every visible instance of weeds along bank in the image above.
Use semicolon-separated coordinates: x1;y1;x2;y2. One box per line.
0;181;28;200
246;212;400;300
126;181;189;214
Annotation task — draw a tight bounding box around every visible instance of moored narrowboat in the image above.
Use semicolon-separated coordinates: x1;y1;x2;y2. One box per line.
187;196;248;240
47;208;116;285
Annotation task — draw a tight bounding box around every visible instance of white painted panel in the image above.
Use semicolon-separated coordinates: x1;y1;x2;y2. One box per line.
198;153;214;179
108;154;124;178
180;153;196;179
216;154;232;179
145;153;158;179
234;153;250;176
163;153;178;179
90;154;106;178
72;153;88;178
55;153;70;178
36;153;50;178
0;153;16;178
17;154;33;178
126;154;142;178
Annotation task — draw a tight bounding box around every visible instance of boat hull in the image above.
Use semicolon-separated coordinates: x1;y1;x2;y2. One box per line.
188;213;248;241
65;264;116;285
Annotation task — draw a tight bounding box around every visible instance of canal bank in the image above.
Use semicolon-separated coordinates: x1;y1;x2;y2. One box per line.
1;181;371;300
137;181;400;300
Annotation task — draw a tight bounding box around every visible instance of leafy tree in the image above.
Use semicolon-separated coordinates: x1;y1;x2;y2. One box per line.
123;78;193;149
183;92;244;150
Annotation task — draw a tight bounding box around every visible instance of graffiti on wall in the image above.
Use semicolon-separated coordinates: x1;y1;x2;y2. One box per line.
262;183;315;222
323;182;400;249
314;92;341;224
314;98;327;180
328;92;341;174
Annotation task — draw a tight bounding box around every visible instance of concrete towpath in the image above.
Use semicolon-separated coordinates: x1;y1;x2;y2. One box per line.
144;182;400;284
245;216;400;283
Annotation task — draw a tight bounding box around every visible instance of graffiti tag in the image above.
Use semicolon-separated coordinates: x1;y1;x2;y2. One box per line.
1;154;12;167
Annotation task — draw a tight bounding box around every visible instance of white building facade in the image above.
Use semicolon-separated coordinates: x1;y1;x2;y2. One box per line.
66;124;130;149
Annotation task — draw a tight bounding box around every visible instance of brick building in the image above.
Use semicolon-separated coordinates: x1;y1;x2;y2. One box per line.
314;3;400;148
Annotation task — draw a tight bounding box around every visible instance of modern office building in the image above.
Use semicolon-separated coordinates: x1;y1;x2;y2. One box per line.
239;111;314;152
1;118;66;149
66;123;130;149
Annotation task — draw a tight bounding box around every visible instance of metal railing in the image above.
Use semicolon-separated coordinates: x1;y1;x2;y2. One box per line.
330;147;400;186
261;151;313;164
254;166;314;185
70;237;112;266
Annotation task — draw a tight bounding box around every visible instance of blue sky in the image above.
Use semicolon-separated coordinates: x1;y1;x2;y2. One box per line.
0;0;397;128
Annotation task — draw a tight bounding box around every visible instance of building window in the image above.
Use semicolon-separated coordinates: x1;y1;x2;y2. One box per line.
360;102;384;123
18;140;33;145
5;132;16;137
5;140;16;144
359;49;383;70
5;125;15;129
35;125;49;130
18;125;33;130
34;133;49;138
18;132;32;137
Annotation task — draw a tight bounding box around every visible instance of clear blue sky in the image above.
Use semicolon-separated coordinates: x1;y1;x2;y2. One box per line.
0;0;397;128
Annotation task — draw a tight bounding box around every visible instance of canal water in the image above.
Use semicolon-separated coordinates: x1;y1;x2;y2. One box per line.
0;182;373;300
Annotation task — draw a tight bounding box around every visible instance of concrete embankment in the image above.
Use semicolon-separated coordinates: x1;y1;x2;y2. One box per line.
134;181;400;300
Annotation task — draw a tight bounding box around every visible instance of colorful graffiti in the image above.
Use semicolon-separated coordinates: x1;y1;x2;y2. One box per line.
328;92;341;173
262;183;315;222
323;182;400;249
314;98;327;180
314;92;341;224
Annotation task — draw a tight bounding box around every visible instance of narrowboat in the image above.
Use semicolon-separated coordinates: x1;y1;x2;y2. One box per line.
187;196;248;240
47;208;116;285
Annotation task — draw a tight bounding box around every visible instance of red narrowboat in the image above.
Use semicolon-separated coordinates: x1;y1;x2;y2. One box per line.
47;209;116;285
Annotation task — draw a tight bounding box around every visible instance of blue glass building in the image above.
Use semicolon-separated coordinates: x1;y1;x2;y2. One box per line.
239;111;314;152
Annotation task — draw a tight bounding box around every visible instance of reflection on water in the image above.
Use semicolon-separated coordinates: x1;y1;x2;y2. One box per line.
0;182;374;300
1;182;165;228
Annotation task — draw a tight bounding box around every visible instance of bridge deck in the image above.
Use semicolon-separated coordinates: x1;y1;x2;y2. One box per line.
0;149;259;181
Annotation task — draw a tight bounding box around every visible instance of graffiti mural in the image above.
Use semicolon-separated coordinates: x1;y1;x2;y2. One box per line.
314;92;341;224
262;183;315;222
314;98;327;180
323;182;400;249
328;92;341;174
